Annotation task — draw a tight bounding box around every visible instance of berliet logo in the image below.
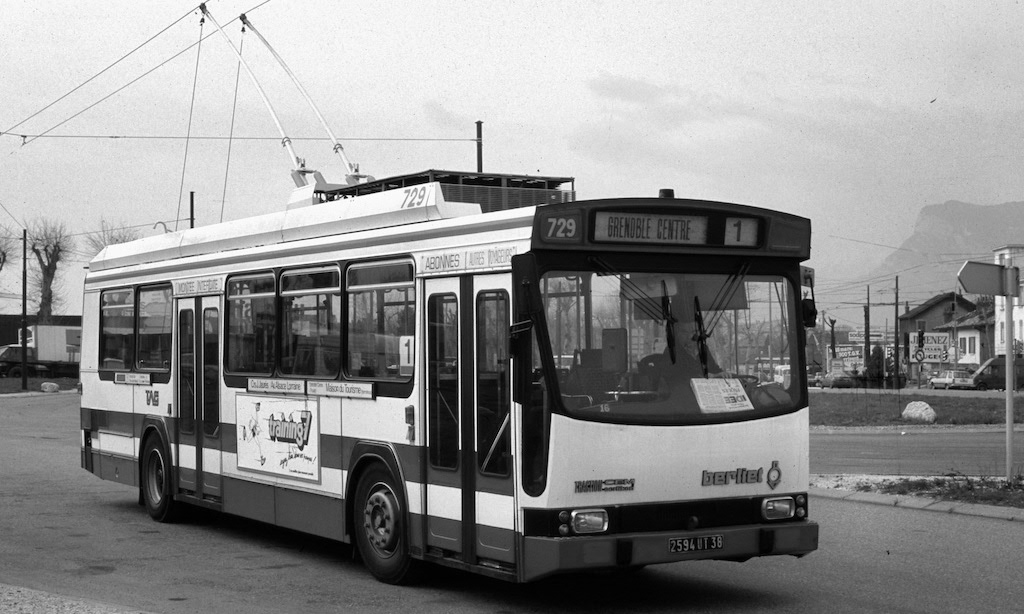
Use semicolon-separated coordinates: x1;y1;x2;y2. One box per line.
701;460;782;490
267;410;313;451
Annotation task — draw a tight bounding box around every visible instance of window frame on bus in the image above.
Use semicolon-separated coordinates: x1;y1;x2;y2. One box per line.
344;259;416;398
135;283;173;373
224;272;277;378
99;287;135;374
279;265;342;379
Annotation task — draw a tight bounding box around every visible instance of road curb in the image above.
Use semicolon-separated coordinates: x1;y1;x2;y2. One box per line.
0;389;80;399
810;486;1023;521
0;582;156;614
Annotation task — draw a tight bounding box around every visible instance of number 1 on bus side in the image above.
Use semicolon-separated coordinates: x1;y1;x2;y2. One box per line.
399;335;414;376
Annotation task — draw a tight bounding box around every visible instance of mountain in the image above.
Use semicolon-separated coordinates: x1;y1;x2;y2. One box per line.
866;200;1024;302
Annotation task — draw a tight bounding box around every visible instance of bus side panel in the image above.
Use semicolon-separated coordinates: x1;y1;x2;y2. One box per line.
81;407;138;487
81;290;142;486
341;398;426;555
217;390;347;541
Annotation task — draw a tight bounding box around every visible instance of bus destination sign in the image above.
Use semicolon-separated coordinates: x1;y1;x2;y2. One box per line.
592;212;760;247
594;212;708;245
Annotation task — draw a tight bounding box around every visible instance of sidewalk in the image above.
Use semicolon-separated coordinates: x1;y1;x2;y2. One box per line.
810;485;1024;521
0;584;154;614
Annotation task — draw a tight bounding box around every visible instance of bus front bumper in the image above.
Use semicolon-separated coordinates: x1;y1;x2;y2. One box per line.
520;520;818;582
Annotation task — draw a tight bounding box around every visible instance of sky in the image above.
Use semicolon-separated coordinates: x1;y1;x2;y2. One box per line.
3;0;1024;326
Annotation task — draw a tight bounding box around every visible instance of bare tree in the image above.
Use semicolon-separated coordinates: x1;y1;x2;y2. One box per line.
28;219;74;321
0;224;18;274
84;220;142;258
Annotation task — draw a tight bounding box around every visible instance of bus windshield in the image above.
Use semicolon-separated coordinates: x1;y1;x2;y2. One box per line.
537;265;801;424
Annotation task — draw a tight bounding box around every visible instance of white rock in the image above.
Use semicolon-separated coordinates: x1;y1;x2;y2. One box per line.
902;401;936;423
40;382;60;393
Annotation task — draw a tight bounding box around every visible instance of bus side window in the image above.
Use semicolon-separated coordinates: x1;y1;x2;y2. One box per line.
225;274;276;375
522;328;550;496
137;285;172;371
345;261;415;381
280;268;341;378
100;288;134;371
477;290;510;477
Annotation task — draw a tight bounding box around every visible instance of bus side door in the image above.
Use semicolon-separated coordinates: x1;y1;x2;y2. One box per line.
424;274;515;568
175;296;222;500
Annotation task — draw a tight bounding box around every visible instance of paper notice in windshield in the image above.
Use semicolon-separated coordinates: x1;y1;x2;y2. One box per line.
690;379;755;413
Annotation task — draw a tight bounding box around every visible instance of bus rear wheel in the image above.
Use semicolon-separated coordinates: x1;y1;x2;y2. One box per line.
141;435;178;522
354;465;416;584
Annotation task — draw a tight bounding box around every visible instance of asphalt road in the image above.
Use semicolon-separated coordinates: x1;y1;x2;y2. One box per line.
811;428;1024;476
3;393;1024;613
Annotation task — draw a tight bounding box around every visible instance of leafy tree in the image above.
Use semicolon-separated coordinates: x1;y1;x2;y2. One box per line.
28;218;73;321
865;345;885;382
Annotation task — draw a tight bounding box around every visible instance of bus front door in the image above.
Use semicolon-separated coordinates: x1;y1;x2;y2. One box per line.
424;275;515;569
175;296;222;501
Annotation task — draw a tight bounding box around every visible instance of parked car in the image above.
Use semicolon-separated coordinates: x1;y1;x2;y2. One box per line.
823;370;859;388
807;367;824;388
928;369;974;390
972;357;1024;391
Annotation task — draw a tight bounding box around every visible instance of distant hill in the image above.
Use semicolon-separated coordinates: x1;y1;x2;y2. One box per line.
866;200;1024;302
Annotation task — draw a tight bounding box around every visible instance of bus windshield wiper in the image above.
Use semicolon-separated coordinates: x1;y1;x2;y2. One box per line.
662;280;677;365
704;263;749;337
693;296;709;377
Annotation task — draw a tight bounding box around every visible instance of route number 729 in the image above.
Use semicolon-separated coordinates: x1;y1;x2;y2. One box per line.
401;186;429;209
545;216;579;240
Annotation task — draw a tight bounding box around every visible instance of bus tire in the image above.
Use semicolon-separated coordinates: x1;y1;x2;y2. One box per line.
141;435;178;523
354;464;416;584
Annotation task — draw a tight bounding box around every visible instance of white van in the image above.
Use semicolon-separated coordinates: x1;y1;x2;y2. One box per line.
773;365;791;387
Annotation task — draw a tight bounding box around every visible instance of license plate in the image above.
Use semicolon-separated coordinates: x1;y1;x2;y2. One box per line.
669;534;724;554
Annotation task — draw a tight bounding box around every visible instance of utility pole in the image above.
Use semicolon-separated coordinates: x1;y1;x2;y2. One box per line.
894;276;900;387
828;317;837;359
21;228;27;392
864;285;871;374
476;120;483;172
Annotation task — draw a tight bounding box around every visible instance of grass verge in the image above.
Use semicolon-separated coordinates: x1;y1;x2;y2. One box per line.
809;389;1024;426
0;377;79;394
871;474;1024;509
810;389;1024;508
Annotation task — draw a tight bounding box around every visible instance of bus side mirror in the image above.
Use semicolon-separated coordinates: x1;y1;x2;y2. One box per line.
802;298;817;328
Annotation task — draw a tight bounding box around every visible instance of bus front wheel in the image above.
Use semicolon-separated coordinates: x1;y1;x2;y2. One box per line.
354;465;416;584
141;435;178;523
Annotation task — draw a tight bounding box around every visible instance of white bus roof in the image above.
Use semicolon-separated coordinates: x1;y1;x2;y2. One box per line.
90;182;482;273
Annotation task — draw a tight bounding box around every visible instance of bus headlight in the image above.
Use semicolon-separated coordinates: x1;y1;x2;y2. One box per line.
762;497;795;520
569;509;609;534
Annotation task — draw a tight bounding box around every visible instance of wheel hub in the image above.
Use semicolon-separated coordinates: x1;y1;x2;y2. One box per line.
363;486;399;553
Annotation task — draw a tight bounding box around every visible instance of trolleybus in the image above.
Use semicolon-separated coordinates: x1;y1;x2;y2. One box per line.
80;176;819;583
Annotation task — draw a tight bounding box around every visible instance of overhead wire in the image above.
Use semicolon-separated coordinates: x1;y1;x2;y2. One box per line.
1;6;197;138
175;13;206;231
220;25;246;223
10;28;219;147
2;133;476;142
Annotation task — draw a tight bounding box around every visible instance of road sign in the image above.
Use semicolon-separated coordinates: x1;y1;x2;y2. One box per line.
959;261;1020;297
909;332;949;363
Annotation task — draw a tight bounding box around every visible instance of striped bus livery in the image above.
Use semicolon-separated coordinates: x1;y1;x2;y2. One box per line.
81;178;818;583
